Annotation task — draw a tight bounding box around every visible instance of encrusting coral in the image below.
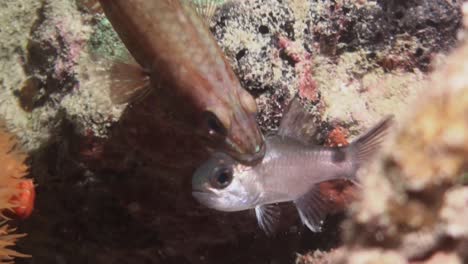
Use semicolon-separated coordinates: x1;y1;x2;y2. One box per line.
297;22;468;264
0;124;33;263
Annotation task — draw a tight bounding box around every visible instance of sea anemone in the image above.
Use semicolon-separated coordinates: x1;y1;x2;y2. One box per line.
0;123;33;262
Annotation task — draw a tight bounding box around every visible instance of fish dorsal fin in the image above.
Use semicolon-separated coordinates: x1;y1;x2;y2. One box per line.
294;185;334;232
255;204;281;236
277;95;319;145
190;0;226;23
193;0;218;21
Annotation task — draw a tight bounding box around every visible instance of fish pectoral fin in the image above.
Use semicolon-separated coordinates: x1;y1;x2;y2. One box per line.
294;185;334;232
255;204;280;236
86;52;152;105
108;60;151;105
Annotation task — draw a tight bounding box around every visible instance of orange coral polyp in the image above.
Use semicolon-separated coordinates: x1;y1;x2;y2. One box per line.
0;124;33;260
9;180;35;219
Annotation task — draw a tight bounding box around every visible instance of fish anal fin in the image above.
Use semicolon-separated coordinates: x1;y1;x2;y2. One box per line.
255;204;280;236
277;94;318;145
294;185;334;232
108;60;151;105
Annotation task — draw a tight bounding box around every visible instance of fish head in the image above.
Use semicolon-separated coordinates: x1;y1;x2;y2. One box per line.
98;0;265;164
192;152;260;212
197;84;265;165
183;0;265;165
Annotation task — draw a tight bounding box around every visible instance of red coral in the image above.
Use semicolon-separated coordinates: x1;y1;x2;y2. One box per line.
325;126;349;147
9;180;35;220
319;180;357;213
278;36;319;102
297;59;319;102
319;126;356;213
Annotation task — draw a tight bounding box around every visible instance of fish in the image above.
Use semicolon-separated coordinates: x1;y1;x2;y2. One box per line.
192;96;394;234
97;0;265;164
192;0;224;21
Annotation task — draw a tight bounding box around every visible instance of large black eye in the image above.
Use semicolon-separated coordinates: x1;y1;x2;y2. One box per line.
210;167;233;189
204;111;227;136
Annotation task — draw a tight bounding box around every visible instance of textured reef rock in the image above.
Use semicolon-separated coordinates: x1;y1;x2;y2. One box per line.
297;22;468;264
0;0;95;151
0;0;465;263
211;0;460;136
1;0;461;154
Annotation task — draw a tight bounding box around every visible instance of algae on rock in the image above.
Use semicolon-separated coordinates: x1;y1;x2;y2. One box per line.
297;35;468;264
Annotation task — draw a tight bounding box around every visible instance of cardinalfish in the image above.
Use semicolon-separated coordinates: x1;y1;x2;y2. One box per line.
192;96;394;234
97;0;265;164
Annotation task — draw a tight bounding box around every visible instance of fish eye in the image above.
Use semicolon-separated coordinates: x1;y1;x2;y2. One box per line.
203;111;227;137
210;167;233;189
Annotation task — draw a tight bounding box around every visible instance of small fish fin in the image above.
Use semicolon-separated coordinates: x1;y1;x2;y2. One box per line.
107;60;152;105
349;115;394;167
84;50;152;105
277;94;319;145
294;185;334;232
255;204;280;236
190;0;227;23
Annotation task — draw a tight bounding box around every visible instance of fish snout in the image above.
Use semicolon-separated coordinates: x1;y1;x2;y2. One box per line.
192;189;229;211
225;131;265;165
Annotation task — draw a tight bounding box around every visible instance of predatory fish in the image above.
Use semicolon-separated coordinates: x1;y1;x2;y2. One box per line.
98;0;265;164
192;96;394;234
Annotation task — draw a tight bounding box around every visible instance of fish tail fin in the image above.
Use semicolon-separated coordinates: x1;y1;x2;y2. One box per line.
348;115;394;170
293;117;393;233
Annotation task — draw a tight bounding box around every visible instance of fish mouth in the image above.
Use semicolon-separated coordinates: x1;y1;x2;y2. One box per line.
225;139;266;165
192;185;216;197
192;191;208;197
192;190;218;207
192;187;213;194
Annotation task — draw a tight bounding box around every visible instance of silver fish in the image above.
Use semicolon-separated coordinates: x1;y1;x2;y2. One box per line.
192;96;393;234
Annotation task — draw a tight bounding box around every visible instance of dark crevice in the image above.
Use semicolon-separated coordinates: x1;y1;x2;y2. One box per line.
235;48;247;61
279;49;297;67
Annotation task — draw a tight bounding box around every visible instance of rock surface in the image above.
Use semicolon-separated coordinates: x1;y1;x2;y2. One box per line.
298;18;468;264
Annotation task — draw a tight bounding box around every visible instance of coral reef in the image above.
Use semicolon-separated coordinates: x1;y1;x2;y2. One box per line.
297;23;468;264
0;124;33;262
211;0;460;134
